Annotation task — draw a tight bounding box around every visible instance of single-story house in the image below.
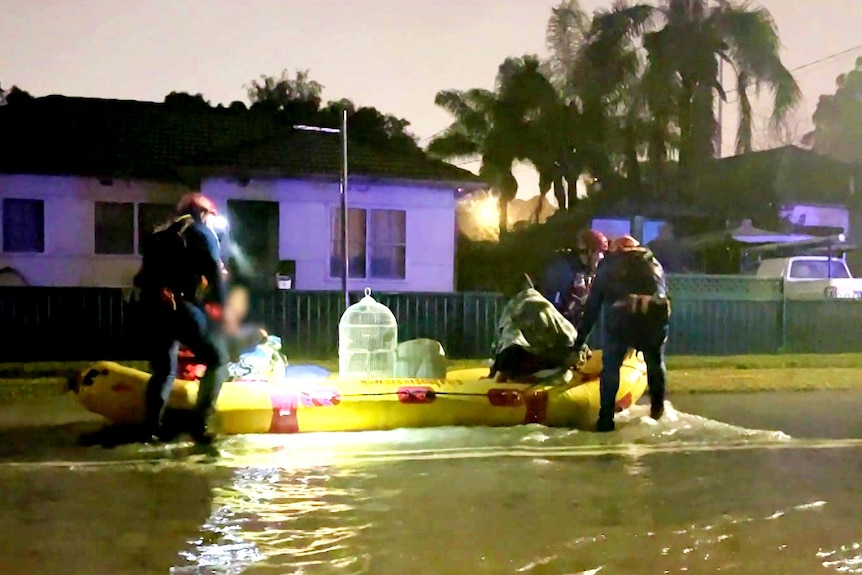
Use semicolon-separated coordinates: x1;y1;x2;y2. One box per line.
702;145;862;238
0;94;486;292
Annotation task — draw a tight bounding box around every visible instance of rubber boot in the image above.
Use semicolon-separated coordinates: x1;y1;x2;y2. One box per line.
188;408;216;445
596;414;615;432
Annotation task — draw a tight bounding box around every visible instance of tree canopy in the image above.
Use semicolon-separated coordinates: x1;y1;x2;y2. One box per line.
429;0;801;232
804;57;862;163
243;69;422;154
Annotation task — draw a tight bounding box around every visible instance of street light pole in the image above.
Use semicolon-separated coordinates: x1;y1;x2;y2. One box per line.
339;108;349;309
293;107;350;309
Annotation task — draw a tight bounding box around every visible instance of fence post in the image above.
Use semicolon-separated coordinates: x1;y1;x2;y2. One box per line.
780;280;788;353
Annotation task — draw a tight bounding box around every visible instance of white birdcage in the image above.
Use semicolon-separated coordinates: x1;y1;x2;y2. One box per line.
338;288;398;378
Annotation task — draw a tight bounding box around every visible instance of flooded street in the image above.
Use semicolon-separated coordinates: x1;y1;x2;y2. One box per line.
1;393;861;574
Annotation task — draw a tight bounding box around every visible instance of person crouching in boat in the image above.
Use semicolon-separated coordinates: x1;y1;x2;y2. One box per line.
489;274;580;382
572;235;671;432
133;193;229;444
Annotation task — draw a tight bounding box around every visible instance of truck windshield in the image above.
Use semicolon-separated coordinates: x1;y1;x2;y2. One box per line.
788;260;851;279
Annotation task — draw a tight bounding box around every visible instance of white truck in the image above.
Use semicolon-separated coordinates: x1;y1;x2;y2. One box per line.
754;256;862;300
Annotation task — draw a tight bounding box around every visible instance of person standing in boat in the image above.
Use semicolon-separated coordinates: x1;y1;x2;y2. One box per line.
133;193;229;444
572;235;670;432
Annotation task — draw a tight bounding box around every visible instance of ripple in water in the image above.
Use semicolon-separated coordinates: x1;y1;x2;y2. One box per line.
167;401;821;574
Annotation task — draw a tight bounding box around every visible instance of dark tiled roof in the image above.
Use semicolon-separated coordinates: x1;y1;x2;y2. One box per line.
0;95;483;187
710;145;861;206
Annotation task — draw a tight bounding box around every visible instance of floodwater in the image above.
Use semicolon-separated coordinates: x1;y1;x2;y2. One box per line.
1;392;862;574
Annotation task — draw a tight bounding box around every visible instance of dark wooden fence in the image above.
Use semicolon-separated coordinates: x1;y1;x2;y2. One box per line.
0;274;859;362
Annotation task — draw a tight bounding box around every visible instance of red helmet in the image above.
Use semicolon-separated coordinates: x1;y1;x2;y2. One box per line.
609;235;640;252
580;229;609;254
177;193;217;218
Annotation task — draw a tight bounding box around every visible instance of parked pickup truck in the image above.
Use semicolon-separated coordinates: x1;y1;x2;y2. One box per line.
754;256;862;300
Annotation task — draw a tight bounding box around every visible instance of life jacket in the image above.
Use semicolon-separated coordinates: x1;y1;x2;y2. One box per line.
561;270;594;325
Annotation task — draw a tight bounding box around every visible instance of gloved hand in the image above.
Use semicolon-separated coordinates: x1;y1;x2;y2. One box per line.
204;302;224;322
574;343;592;370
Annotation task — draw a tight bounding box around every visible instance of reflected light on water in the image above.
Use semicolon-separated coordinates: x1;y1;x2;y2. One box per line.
173;466;372;574
160;401;862;574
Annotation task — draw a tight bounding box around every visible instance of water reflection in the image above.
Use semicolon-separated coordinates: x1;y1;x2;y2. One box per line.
173;466;374;574
162;402;862;574
2;400;862;574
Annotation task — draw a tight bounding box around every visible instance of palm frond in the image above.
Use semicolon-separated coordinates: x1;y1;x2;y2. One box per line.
712;3;801;126
734;70;753;154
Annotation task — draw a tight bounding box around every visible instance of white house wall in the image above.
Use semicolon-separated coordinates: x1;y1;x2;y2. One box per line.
205;178;456;293
0;175;188;287
0;174;457;292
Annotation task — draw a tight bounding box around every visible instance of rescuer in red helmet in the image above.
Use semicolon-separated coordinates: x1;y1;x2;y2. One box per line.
540;229;609;315
549;229;609;325
573;234;671;432
132;192;229;444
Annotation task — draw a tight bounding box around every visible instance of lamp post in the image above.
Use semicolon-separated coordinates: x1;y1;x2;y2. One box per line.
293;108;349;309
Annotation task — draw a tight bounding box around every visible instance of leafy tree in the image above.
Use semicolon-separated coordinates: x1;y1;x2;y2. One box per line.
163;91;211;110
246;70;421;155
0;84;34;105
539;0;800;200
244;69;323;117
803;57;862;163
428;63;536;234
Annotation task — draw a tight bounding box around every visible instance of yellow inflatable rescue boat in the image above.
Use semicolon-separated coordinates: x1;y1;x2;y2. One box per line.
72;349;648;434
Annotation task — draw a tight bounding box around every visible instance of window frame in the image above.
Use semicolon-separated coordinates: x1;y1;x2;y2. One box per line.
92;201;177;256
2;198;46;254
94;201;136;255
329;206;407;280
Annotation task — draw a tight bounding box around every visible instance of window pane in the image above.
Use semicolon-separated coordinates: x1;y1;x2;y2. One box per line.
370;209;406;244
95;202;134;254
330;207;366;278
2;198;45;253
369;209;406;279
137;203;176;254
370;245;406;279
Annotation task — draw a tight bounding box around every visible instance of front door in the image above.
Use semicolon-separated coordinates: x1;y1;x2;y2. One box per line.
226;199;280;289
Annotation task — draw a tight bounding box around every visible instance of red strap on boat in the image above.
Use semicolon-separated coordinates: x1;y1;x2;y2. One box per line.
523;390;549;425
269;391;300;433
487;389;525;407
397;387;437;404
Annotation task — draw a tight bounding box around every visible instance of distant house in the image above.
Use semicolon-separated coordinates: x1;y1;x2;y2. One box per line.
585;145;862;243
0;95;485;292
704;145;862;238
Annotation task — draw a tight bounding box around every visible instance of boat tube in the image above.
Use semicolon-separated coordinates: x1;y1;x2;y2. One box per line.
71;348;648;434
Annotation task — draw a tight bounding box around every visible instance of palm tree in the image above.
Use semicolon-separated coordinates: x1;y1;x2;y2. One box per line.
663;0;799;181
573;0;800;196
543;0;657;203
429;57;565;234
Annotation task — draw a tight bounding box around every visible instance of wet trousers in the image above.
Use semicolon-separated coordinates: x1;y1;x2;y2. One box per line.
598;298;670;427
141;296;228;438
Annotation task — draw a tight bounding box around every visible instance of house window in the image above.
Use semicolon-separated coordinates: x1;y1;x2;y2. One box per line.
2;198;45;253
137;203;176;254
94;202;134;254
330;207;407;279
369;209;406;279
330;208;367;278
